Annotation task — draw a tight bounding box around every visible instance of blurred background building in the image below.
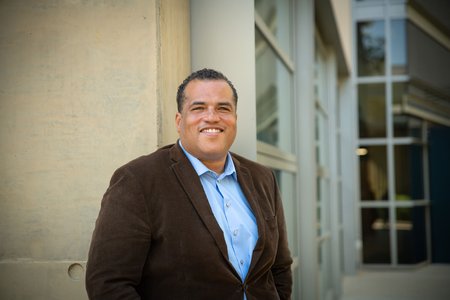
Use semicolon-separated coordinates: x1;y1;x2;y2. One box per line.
0;0;448;299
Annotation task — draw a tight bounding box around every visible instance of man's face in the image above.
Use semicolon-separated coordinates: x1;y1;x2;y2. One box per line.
176;79;237;167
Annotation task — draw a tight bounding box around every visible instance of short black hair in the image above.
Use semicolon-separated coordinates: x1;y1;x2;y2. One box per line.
176;68;238;112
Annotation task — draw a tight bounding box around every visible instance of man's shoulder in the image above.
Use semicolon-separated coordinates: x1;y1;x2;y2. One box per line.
118;144;176;173
231;152;273;176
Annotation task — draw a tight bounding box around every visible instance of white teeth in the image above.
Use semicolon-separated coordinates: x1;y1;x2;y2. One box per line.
202;128;221;133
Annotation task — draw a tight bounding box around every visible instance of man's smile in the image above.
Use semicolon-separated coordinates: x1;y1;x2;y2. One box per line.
200;127;224;133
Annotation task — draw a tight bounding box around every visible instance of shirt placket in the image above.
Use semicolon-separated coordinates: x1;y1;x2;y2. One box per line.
216;176;246;279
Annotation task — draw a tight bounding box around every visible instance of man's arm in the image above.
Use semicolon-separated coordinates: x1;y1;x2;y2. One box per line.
86;167;151;299
270;172;293;300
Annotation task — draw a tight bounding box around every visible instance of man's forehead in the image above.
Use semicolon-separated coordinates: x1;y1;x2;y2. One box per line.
184;80;233;98
185;79;230;90
188;100;234;106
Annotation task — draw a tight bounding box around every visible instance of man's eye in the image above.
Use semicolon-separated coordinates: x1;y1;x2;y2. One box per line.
192;106;204;111
219;106;231;112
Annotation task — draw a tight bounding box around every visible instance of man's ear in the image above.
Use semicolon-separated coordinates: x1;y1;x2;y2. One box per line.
175;112;182;133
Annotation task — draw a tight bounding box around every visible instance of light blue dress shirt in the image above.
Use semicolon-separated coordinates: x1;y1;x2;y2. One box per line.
179;142;259;284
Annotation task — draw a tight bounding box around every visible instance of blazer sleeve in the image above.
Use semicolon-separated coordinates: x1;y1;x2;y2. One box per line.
270;172;293;300
86;166;151;300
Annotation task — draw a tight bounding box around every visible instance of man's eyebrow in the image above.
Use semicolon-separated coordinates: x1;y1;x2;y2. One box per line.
188;101;233;107
217;102;233;106
189;101;206;106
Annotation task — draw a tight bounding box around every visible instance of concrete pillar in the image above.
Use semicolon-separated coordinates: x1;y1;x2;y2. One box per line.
294;0;319;299
190;0;257;160
0;0;190;298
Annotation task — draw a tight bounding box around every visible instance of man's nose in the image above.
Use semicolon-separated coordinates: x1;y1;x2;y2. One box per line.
205;108;220;121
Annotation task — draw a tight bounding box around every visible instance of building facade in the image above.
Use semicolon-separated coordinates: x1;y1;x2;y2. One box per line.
353;0;450;268
1;0;448;300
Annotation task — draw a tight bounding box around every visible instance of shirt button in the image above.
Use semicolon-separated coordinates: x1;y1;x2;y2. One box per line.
240;259;244;265
226;202;231;208
233;229;238;236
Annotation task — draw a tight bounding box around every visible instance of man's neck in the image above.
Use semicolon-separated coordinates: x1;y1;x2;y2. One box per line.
200;158;226;175
178;140;228;175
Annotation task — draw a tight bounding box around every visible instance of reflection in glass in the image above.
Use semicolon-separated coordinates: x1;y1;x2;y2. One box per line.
317;177;330;238
361;208;391;264
318;178;330;236
273;170;297;255
392;82;407;106
358;83;386;138
255;29;293;152
357;20;385;76
359;145;388;201
394;115;422;138
391;19;407;75
395;145;424;200
317;177;322;236
397;207;427;264
316;113;329;166
315;47;329;111
255;0;292;56
318;240;332;300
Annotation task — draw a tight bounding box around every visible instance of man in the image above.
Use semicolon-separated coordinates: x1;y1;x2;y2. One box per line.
86;68;293;299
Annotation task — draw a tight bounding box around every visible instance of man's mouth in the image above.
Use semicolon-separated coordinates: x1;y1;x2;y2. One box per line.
201;128;223;133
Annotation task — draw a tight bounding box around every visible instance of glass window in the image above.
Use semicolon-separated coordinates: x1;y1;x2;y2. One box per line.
316;112;329;166
359;145;388;201
357;20;385;76
358;83;386;138
394;145;424;200
318;240;332;300
396;207;427;264
255;0;292;57
390;19;407;75
361;208;391;264
392;82;423;138
273;170;297;254
315;48;329;111
317;177;330;237
392;81;406;106
394;115;422;138
255;28;294;153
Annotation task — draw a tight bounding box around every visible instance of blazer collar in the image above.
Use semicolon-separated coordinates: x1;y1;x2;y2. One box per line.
169;143;230;267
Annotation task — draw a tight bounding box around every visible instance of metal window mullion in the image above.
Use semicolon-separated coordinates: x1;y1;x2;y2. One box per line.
255;12;295;73
256;141;298;173
356;76;386;84
360;201;390;208
257;141;297;162
359;138;389;145
423;121;432;262
317;232;332;245
391;137;423;145
360;200;429;208
385;9;399;266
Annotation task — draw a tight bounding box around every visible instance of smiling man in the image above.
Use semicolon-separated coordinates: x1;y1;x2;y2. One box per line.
86;69;293;300
176;73;237;174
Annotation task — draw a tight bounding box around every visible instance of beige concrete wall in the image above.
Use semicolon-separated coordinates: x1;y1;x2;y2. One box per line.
0;0;189;298
159;0;191;146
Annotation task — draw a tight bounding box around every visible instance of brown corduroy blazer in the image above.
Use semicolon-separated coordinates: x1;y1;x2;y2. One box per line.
86;143;293;300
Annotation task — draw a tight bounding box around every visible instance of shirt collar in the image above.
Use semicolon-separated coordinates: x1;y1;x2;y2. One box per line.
178;140;237;180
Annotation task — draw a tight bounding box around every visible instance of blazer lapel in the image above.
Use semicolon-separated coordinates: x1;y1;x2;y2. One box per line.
169;144;230;263
233;157;266;277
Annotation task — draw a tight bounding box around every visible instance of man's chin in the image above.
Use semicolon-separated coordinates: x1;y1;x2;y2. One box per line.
198;148;228;161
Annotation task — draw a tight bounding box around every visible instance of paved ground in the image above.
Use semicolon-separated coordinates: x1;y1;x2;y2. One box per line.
341;264;450;300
